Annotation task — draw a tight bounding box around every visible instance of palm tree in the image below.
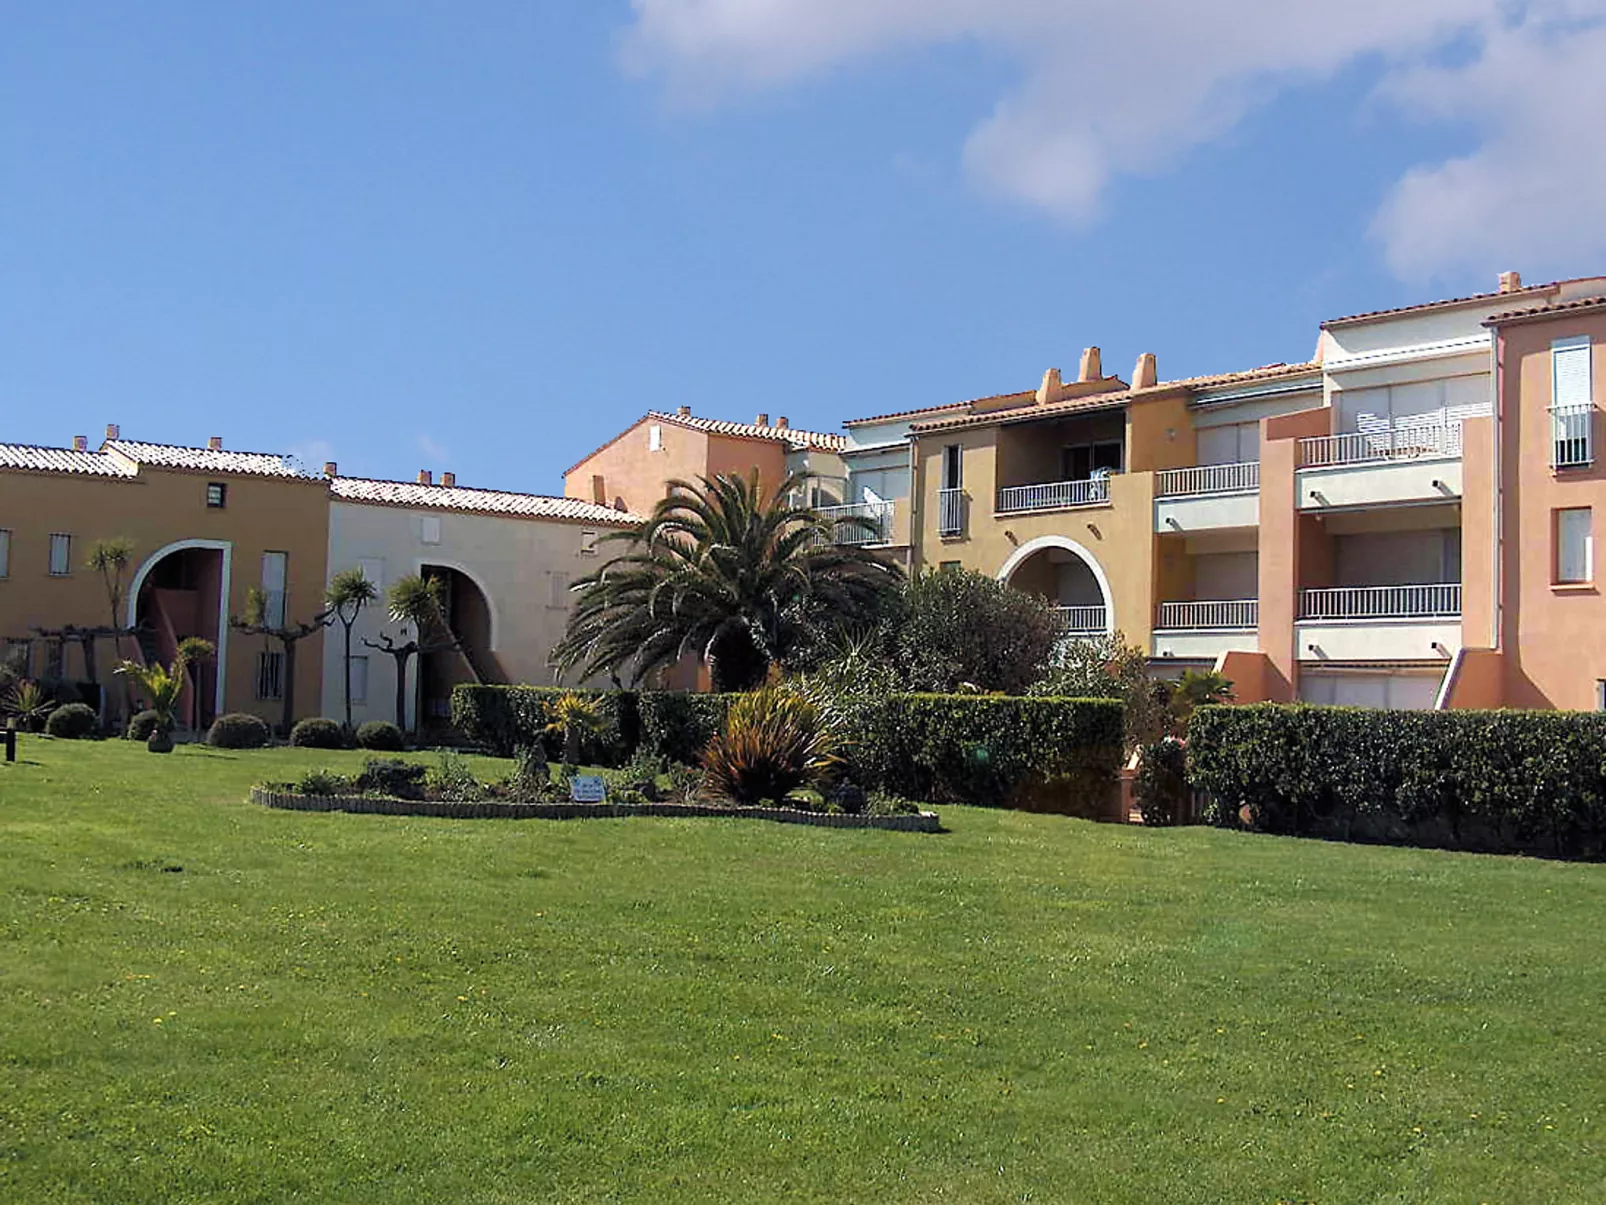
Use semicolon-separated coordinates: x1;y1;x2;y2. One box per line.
1169;669;1234;734
544;691;603;774
175;636;216;733
553;472;902;692
325;568;379;732
362;573;448;732
115;659;186;752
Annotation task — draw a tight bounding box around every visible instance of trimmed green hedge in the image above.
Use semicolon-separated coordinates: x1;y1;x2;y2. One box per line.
637;692;735;763
845;695;1125;811
1187;705;1606;858
450;686;639;765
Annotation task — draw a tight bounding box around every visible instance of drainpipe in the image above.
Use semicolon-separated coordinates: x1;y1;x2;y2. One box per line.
1490;331;1503;651
907;435;921;573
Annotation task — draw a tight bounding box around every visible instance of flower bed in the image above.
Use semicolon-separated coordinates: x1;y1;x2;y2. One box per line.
248;786;941;832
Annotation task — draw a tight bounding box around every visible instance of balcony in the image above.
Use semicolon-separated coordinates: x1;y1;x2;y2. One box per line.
1154;461;1259;532
1551;402;1594;469
1297;583;1462;663
1297;419;1464;511
817;500;895;546
1152;599;1259;660
1052;605;1108;637
997;475;1111;515
937;488;965;538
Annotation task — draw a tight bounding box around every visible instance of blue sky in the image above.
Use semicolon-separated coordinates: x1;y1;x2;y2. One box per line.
4;2;1604;494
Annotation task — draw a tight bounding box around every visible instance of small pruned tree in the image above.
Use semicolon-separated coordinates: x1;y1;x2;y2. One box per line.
230;586;332;737
362;573;452;732
326;569;379;732
175;636;216;732
87;537;136;714
888;569;1062;696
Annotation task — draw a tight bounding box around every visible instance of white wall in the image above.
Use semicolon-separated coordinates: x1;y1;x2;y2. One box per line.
323;501;622;728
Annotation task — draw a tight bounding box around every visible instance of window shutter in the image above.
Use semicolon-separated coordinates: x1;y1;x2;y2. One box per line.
1554;339;1593;408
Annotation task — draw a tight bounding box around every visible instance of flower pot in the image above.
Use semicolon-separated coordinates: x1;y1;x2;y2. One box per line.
147;727;175;754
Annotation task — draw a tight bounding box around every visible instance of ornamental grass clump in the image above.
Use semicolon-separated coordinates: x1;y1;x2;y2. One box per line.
701;684;836;806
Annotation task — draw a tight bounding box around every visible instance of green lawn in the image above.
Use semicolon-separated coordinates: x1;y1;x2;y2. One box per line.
3;739;1604;1204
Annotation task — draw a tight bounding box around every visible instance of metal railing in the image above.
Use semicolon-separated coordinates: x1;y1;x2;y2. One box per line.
1155;461;1260;497
1299;583;1462;621
816;500;894;546
1551;402;1594;469
1298;419;1462;468
996;475;1111;513
1052;605;1108;635
1155;599;1259;630
937;488;965;538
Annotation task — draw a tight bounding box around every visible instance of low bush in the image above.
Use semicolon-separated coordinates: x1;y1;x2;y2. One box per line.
126;710;161;742
355;720;405;752
296;769;352;796
602;749;667;801
451;685;638;764
844;694;1124;811
1135;737;1189;827
1187;705;1606;858
427;752;486;802
355;757;427;800
703;685;836;806
45;702;98;740
290;717;345;749
637;692;734;764
207;712;273;749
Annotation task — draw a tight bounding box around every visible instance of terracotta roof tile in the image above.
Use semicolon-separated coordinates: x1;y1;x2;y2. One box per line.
1483;296;1606;326
843;400;977;427
1322;283;1563;328
644;411;847;452
0;443;135;477
331;477;642;523
105;439;312;479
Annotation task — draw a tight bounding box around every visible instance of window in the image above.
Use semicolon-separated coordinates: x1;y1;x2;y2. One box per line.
1062;441;1124;481
942;444;962;490
648;424;663;452
1552;337;1594;468
580;530;599;556
1597;680;1606;712
549;570;570;608
356;558;384;591
349;655;369;704
1556;507;1593;584
261;552;288;628
256;651;284;700
0;529;10;579
939;560;961;572
206;482;227;508
48;534;71;576
420;515;442;545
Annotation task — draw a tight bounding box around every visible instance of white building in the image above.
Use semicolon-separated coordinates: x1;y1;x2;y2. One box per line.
321;471;639;731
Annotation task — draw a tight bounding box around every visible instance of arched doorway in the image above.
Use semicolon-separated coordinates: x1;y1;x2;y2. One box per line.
127;540;232;728
996;536;1114;637
417;563;504;728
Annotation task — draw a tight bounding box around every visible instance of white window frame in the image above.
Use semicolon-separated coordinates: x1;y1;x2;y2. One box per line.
420;515;442;545
1556;507;1593;584
648;424;663;452
1551;336;1594;469
580;530;599;556
548;570;570;609
48;533;71;577
349;654;369;704
261;551;288;629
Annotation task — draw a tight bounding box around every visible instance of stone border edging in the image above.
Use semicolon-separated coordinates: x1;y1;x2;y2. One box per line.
249;786;941;832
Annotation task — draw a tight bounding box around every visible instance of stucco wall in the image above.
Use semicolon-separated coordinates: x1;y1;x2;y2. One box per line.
0;464;328;723
564;418;711;515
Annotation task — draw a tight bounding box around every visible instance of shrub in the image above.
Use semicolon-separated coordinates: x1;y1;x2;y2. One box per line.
1031;634;1169;751
1187;705;1606;858
866;790;924;816
290;717;345;749
296;769;352;796
207;712;273;749
45;702;98;739
355;757;427;800
637;692;736;763
4;680;55;733
426;752;485;802
451;685;638;763
126;710;161;741
506;743;557;802
889;569;1063;695
662;762;704;803
355;720;405;752
845;694;1124;811
602;749;667;801
703;685;837;806
826;780;868;815
1135;737;1189;827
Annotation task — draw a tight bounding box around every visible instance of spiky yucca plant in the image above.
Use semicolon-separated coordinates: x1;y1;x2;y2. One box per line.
115;659;187;751
544;691;603;772
3;680;54;732
701;684;837;806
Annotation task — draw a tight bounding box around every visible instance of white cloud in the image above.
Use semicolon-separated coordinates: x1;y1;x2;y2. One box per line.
624;0;1606;278
417;434;450;462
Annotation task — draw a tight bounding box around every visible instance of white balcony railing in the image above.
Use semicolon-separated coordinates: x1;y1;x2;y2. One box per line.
1052;605;1108;635
1155;461;1260;498
817;500;894;546
1299;583;1462;621
1156;599;1259;630
1551;402;1594;469
996;475;1111;513
1298;420;1463;468
937;488;965;538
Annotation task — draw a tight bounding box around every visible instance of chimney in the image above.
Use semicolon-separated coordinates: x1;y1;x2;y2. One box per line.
1499;270;1523;294
676;405;691;417
207;436;223;451
590;473;606;504
323;461;338;478
441;471;456;488
1037;368;1064;405
1078;347;1103;382
72;435;88;452
1132;353;1158;390
755;412;770;427
777;416;789;429
105;423;120;440
417;469;433;486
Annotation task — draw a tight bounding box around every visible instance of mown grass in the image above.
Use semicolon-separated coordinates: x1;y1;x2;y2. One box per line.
2;737;1604;1203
